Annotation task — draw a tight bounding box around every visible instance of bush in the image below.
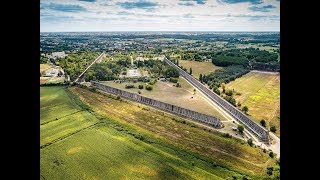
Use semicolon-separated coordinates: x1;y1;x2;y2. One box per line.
169;77;178;83
270;125;277;133
223;133;232;138
116;95;121;100
225;89;233;96
145;85;153;91
237;124;244;133
176;82;181;87
266;167;273;176
269;151;274;158
138;84;144;89
125;84;135;89
247;138;253;146
260;119;266;127
242;106;249;114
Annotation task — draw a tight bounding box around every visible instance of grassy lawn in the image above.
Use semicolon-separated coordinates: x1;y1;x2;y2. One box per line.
224;71;280;137
101;78;227;120
40;86;275;179
179;60;222;79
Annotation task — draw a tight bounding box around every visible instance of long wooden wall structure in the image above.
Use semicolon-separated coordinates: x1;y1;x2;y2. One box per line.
164;58;269;142
91;81;222;128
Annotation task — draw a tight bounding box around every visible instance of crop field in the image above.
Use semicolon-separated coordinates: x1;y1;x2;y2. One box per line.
179;60;222;79
102;78;227;120
40;86;275;179
224;71;280;137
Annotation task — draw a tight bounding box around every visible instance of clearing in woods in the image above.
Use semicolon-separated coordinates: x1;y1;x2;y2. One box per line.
40;86;275;179
40;64;51;73
178;60;222;79
101;78;227;120
224;70;280;137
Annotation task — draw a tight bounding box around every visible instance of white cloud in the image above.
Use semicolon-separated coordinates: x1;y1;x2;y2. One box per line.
40;0;280;32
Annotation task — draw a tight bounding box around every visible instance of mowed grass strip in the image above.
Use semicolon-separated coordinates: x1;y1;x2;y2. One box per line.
224;71;280;137
102;77;227;120
40;86;260;179
179;60;222;79
70;86;274;176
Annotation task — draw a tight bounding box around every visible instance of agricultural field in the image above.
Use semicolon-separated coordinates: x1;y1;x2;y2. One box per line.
179;60;222;79
102;78;227;120
224;71;280;137
40;86;276;179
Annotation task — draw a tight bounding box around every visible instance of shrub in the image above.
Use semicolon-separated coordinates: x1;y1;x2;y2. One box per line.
270;125;277;133
225;89;233;96
145;85;153;91
169;77;178;83
269;151;274;158
237;124;244;133
176;82;181;87
266;167;273;176
125;84;135;89
138;84;144;89
223;133;232;138
116;95;121;100
260;119;266;127
247;138;253;146
242;106;249;114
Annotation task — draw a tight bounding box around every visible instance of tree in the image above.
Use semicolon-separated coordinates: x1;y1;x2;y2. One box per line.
193;88;196;95
260;119;266;127
247;138;253;146
270;125;277;133
199;73;203;82
138;84;144;89
145;85;153;91
221;83;226;93
242;106;249;114
237;124;244;133
266;167;273;176
190;67;193;75
225;89;233;96
269;151;274;158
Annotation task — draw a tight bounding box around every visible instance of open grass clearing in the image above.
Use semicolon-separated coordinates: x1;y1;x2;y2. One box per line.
101;78;227;120
224;71;280;137
179;60;222;79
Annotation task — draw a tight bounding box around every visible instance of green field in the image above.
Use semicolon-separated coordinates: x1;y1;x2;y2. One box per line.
102;78;227;120
41;86;276;179
224;71;280;137
179;60;222;79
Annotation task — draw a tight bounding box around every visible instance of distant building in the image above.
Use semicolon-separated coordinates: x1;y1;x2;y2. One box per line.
135;57;144;62
51;51;67;59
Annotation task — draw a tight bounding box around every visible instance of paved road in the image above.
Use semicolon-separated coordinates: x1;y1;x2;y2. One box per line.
74;52;105;83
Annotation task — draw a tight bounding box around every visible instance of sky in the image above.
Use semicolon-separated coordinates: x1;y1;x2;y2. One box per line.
40;0;280;32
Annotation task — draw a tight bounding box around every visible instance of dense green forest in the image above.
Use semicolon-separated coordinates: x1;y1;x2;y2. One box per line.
52;51;100;81
201;65;249;89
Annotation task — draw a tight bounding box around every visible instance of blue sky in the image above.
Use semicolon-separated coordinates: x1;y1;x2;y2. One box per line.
40;0;280;32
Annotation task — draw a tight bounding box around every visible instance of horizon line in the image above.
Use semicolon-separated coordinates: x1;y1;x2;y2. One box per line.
41;30;280;33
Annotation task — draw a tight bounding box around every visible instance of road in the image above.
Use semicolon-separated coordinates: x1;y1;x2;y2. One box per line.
74;52;105;83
